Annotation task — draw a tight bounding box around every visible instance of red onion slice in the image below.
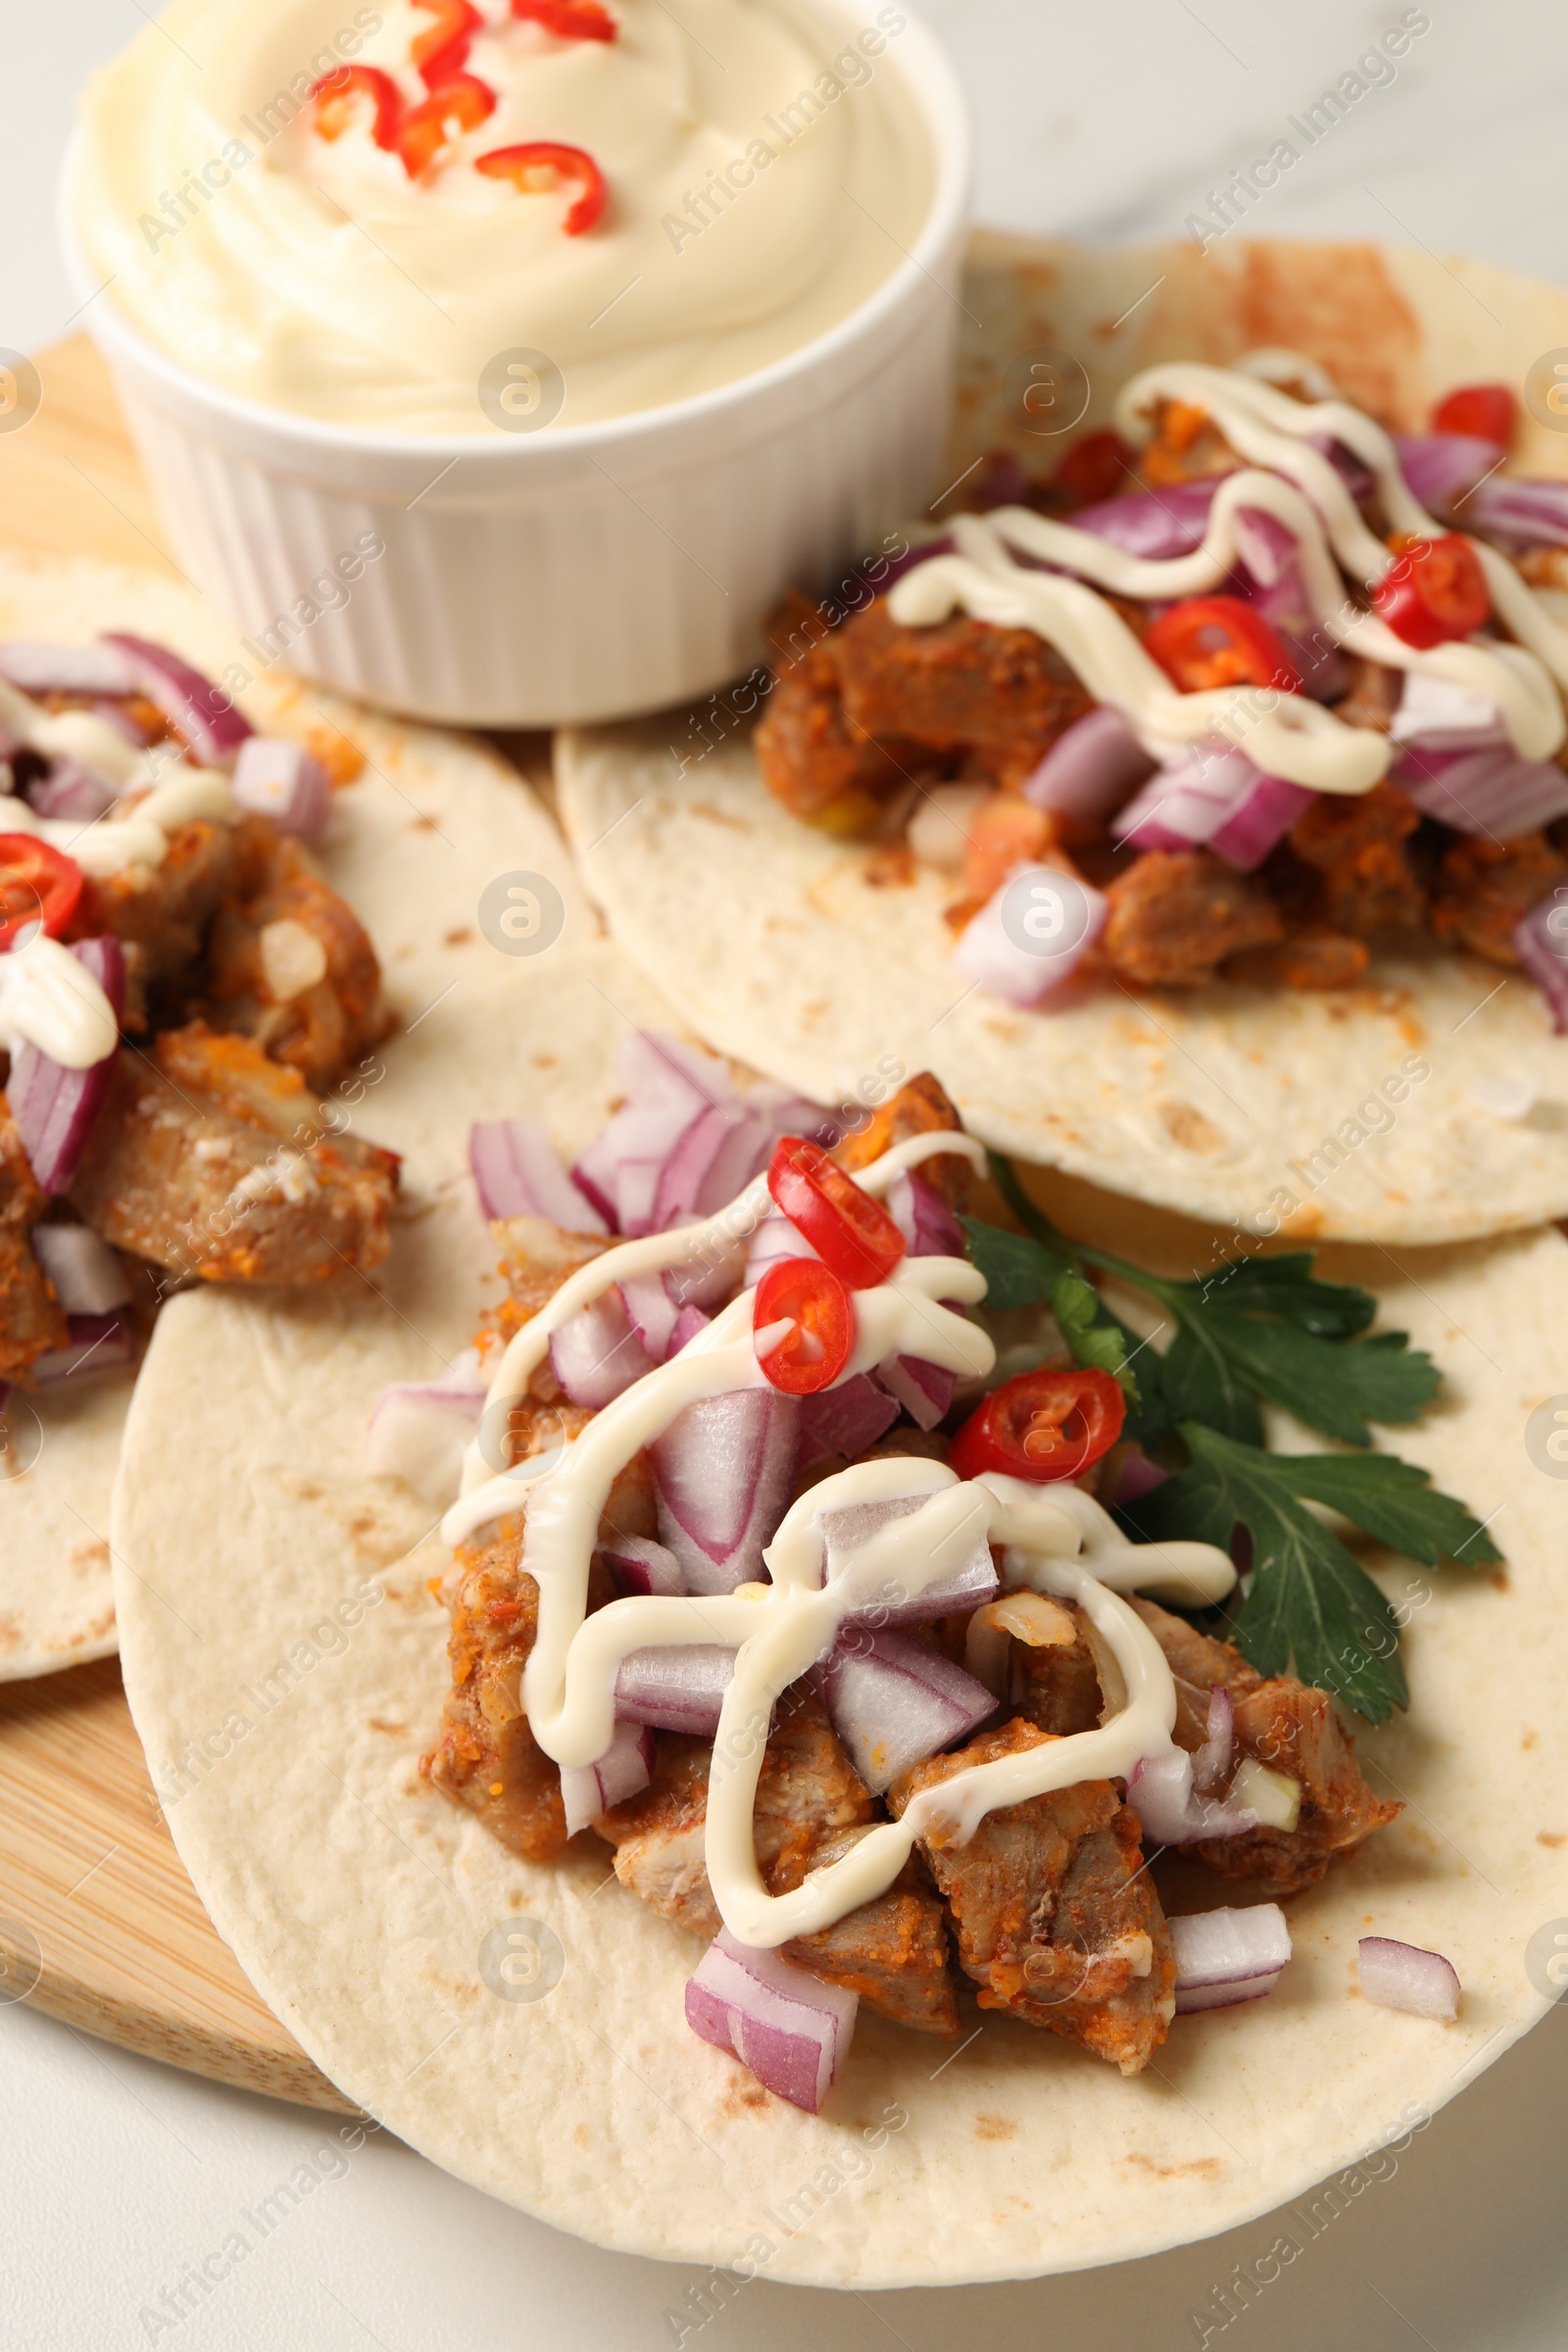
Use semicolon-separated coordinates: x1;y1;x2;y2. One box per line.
600;1535;685;1597
1357;1936;1461;2021
231;737;330;839
884;1171;964;1260
1395;743;1568;836
1128;1747;1259;1845
0;641;141;697
667;1302;711;1354
550;1290;659;1410
619;1270;680;1361
1021;705;1156;824
1171;1902;1292;2014
1393;431;1505;513
686;1929;858;2112
614;1644;737;1734
953;864;1108;1007
817;1494;998;1627
560;1720;653;1838
469;1117;609;1231
1069;477;1220;559
32;1312;136;1386
29;1225;130;1315
101;634;252;767
874;1353;956;1431
10;936;125;1195
1458;472;1568;549
1116;746;1314;870
1107;1447;1170;1510
651;1387;800;1594
367;1369;488;1503
820;1628;995;1793
26;760;120;823
1191;1687;1235;1795
652;1102;753;1229
1514;894;1568;1032
745;1211;817;1287
799;1372;901;1464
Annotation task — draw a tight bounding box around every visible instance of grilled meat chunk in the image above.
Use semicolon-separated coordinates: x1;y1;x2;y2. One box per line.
0;1101;69;1380
756;595;926;835
203;817;389;1090
890;1718;1174;2075
1103;851;1283;987
1431;830;1568;965
830;600;1092;758
1008;1599;1105;1739
69;1023;398;1285
834;1070;971;1206
87;818;245;1030
1288;781;1426;937
421;1530;574;1862
1131;1599;1401;1892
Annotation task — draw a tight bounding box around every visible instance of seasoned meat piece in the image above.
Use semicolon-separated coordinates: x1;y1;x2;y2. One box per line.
835;1070;971;1206
890;1718;1175;2075
829;600;1092;758
1131;1600;1400;1892
600;1690;961;2034
1103;851;1283;987
755;593;928;835
86;818;244;1027
1270;930;1373;990
1330;657;1403;735
1431;831;1568;965
486;1216;612;1349
69;1023;398;1284
203;817;389;1091
1288;781;1425;936
1008;1599;1105;1739
1136;399;1243;488
0;1101;69;1380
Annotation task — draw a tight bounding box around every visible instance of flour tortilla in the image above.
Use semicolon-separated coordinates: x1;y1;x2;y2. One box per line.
112;1105;1568;2281
557;234;1568;1245
0;551;672;1676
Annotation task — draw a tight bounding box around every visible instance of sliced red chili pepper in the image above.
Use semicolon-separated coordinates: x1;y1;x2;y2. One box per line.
512;0;618;40
765;1136;906;1292
1430;383;1516;445
0;836;85;953
411;0;483;87
1055;428;1136;508
475;140;608;233
1144;595;1303;696
754;1258;853;1396
310;65;404;151
950;1367;1126;1485
1373;532;1491;650
395;73;498;176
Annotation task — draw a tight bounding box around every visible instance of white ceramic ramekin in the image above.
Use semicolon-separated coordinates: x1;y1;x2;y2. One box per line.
62;16;970;728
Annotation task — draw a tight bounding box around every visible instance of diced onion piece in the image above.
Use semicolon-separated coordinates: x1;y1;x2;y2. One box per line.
1392;431;1505;513
1128;1745;1259;1844
817;1493;998;1628
1390;670;1501;745
1070;476;1220;558
619;1270;679;1362
600;1535;685;1597
27;760;119;824
883;1171;964;1259
259;918;328;1004
1191;1686;1234;1795
550;1289;658;1410
1358;1936;1461;2022
1396;741;1568;836
1514;894;1568;1033
875;1352;956;1431
989;1591;1076;1647
908;783;991;872
685;1929;858;2112
1021;705;1155;823
1228;1755;1301;1830
573;1032;735;1238
651;1387;799;1594
367;1368;487;1504
0;641;140;697
231;736;330;838
1116;746;1313;871
667;1302;711;1354
469;1117;608;1231
1107;1446;1170;1510
744;1210;816;1286
798;1371;900;1464
1463;473;1568;550
953;863;1108;1007
31;1312;135;1386
614;1643;736;1734
29;1225;130;1315
9;937;125;1193
820;1628;995;1794
101;634;252;767
1171;1902;1292;2014
560;1720;653;1838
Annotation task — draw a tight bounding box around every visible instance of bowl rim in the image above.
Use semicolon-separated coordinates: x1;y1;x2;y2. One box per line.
59;4;973;466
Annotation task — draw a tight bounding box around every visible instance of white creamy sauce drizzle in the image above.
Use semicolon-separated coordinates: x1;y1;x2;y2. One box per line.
0;672;235;878
0;932;120;1068
888;354;1568;792
442;1129;1238;1947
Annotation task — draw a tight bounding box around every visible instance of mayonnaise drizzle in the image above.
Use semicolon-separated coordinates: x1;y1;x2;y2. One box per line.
888;353;1568;792
0;931;120;1069
0;673;234;877
441;1127;1238;1947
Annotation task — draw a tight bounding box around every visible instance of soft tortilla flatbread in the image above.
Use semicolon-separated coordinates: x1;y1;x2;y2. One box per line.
0;551;671;1676
111;1084;1568;2283
556;235;1568;1245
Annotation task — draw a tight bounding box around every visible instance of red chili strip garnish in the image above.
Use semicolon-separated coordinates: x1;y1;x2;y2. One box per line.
1144;595;1303;696
950;1367;1126;1485
0;836;85;953
1430;383;1516;445
766;1136;906;1293
475;141;608;233
396;74;498;177
512;0;618;41
1056;428;1136;508
1373;532;1491;650
412;0;484;88
310;65;404;151
754;1258;853;1396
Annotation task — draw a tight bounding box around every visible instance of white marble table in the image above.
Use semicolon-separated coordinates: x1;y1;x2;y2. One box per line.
5;3;1567;2344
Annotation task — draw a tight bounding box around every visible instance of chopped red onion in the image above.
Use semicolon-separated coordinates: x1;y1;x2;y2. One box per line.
549;1290;658;1410
231;736;330;838
0;641;141;697
1069;477;1221;559
1128;1746;1259;1845
652;1102;755;1228
1230;510;1348;703
1392;431;1505;513
573;1035;733;1238
1514;893;1568;1032
1390;671;1502;747
367;1366;488;1502
10;936;124;1194
1171;1903;1292;2014
1191;1687;1234;1795
601;1534;686;1598
25;759;119;823
1458;473;1568;549
469;1117;609;1231
667;1302;711;1354
1309;435;1376;503
876;534;955;590
686;1930;858;2113
798;1372;901;1463
29;1225;130;1315
1020;705;1155;824
884;1171;965;1260
953;863;1108;1006
817;1494;998;1627
91;697;161;748
1396;740;1568;836
652;1387;799;1594
618;1270;680;1361
560;1720;653;1837
1209;771;1317;871
1358;1935;1460;2022
32;1312;136;1386
1115;746;1313;872
615;1643;737;1734
1107;1447;1169;1510
820;1627;995;1793
101;634;253;767
744;1210;816;1287
874;1353;956;1431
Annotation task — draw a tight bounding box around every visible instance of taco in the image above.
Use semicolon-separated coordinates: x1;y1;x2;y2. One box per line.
109;1019;1568;2287
557;236;1568;1243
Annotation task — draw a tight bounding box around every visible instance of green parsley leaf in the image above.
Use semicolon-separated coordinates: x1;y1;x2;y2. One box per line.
1268;1451;1501;1568
1052;1268;1140;1403
957;1216;1070;1310
1184;1253;1376;1340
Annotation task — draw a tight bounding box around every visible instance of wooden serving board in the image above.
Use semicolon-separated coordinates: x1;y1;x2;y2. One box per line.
0;337;349;2113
